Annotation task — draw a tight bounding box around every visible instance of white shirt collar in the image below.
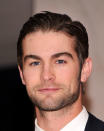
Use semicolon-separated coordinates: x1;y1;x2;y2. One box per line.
35;106;89;131
35;119;44;131
60;106;89;131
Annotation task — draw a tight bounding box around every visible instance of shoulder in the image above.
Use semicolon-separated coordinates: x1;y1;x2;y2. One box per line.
85;113;104;131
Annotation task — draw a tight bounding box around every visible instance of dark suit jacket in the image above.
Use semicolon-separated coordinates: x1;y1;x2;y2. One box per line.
85;113;104;131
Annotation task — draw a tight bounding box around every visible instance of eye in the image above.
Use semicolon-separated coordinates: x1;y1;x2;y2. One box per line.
30;61;40;66
56;60;67;64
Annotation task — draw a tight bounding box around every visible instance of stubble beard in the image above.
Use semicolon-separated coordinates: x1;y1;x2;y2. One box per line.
27;82;81;112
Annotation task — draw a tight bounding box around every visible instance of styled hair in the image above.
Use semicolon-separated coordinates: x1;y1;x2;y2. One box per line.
17;11;89;69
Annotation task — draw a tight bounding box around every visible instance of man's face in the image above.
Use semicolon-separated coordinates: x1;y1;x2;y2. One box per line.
19;31;86;111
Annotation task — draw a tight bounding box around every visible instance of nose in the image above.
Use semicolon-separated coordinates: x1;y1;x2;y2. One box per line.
41;64;55;82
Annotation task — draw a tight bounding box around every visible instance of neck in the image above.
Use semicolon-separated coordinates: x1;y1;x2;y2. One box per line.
35;95;82;131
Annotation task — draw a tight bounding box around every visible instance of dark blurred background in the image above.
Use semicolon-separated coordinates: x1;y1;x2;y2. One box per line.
0;1;34;130
0;66;34;131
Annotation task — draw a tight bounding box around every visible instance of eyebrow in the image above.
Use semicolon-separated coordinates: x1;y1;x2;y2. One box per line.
24;52;73;62
52;52;73;59
24;54;41;62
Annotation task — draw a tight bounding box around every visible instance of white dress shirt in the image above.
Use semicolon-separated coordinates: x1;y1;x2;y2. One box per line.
35;106;89;131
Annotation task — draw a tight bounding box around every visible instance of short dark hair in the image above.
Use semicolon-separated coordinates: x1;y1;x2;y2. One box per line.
17;11;89;69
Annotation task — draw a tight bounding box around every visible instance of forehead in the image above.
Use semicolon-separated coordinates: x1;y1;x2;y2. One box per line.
22;31;76;57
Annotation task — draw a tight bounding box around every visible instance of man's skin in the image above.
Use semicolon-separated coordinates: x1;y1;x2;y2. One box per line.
19;31;92;131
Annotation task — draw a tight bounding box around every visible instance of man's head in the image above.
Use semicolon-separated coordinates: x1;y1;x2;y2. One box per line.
17;11;89;70
17;11;92;111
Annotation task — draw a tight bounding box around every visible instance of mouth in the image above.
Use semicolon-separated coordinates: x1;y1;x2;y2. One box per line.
38;87;60;94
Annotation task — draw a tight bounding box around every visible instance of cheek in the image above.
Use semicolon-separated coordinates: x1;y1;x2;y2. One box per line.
56;66;77;80
23;69;40;87
55;65;80;86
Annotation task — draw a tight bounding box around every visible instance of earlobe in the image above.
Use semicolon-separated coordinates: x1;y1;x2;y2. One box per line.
81;57;92;83
18;66;26;85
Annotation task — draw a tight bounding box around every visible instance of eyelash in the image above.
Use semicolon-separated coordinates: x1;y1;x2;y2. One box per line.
56;59;67;64
30;61;40;66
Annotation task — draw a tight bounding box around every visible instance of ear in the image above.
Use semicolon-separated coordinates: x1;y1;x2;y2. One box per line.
81;57;92;83
18;65;26;85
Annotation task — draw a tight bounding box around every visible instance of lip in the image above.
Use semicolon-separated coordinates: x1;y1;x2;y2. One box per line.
38;88;60;94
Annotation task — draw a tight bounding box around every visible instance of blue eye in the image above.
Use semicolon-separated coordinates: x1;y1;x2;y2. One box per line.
56;60;66;64
30;61;40;66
